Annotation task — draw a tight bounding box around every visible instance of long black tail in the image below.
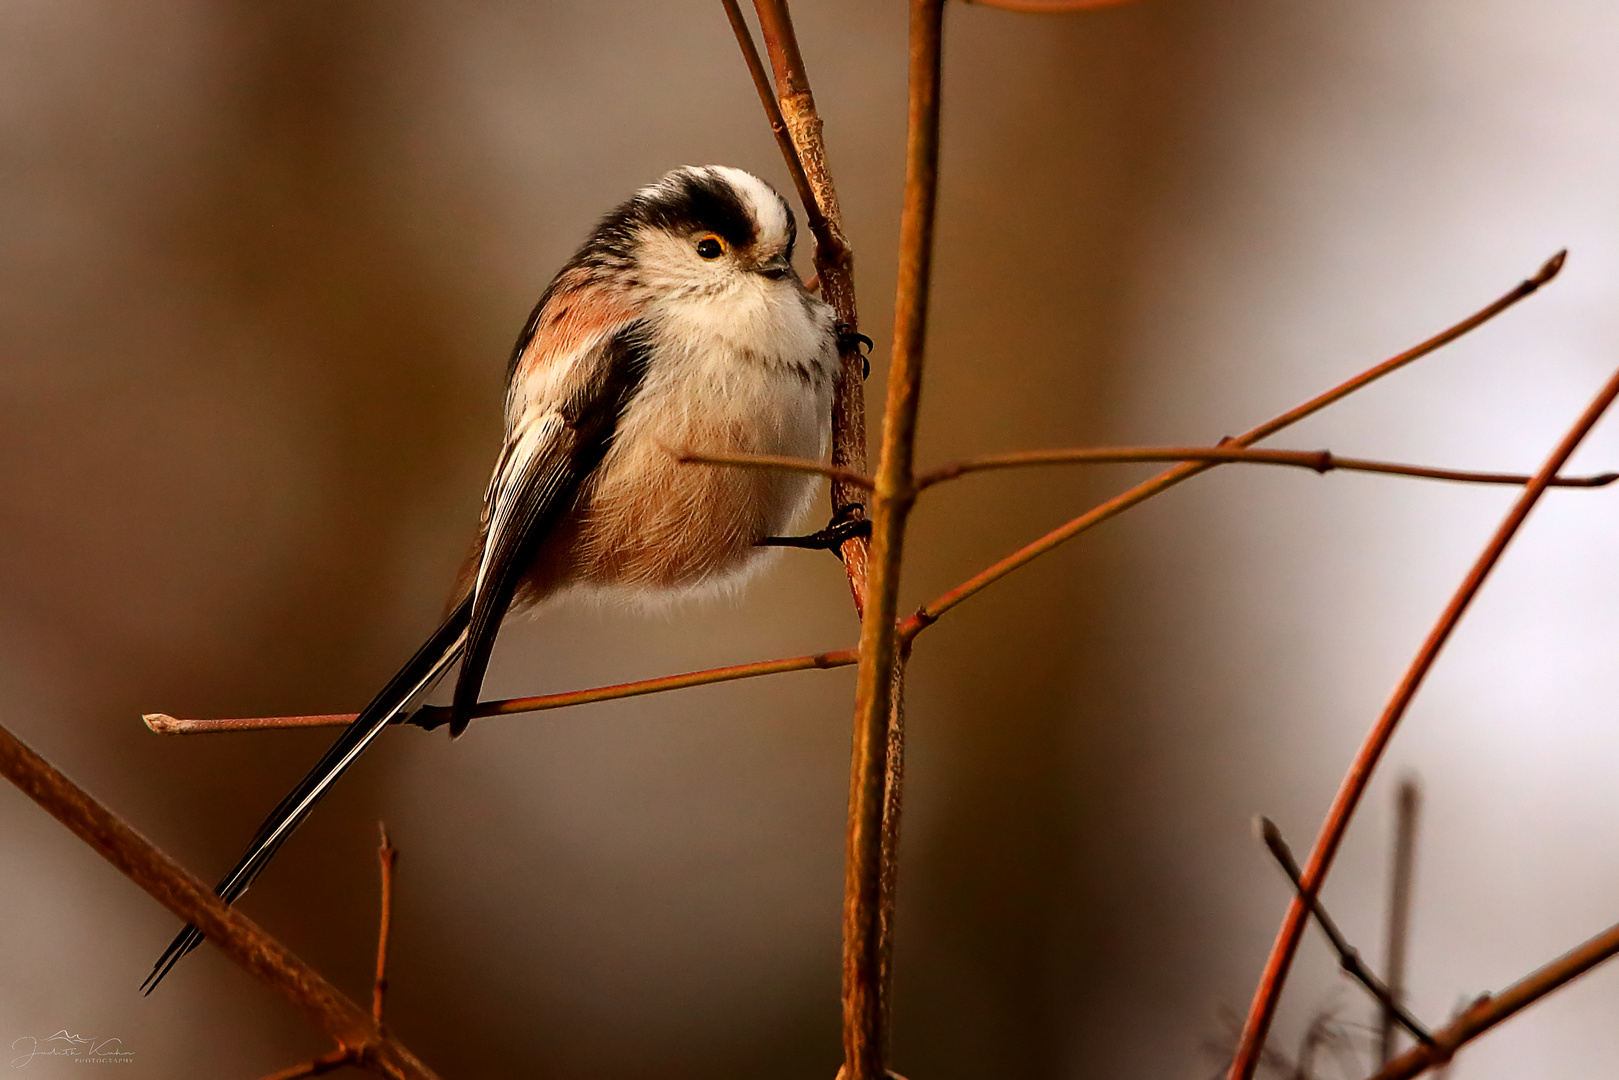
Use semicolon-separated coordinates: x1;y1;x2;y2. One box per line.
140;595;474;994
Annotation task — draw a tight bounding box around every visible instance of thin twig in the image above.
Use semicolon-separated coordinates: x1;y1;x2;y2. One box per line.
841;4;944;1079
257;1049;357;1080
147;442;1606;736
143;712;356;734
257;822;402;1080
673;446;875;488
673;443;1617;492
0;721;439;1080
374;823;397;1023
1227;356;1619;1080
909;251;1567;630
1366;914;1619;1080
916;447;1617;490
747;0;871;601
144;648;858;734
1381;780;1421;1065
719;0;824;236
962;0;1139;10
1256;818;1434;1046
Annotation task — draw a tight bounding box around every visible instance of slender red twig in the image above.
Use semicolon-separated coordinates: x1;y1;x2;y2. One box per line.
1227;358;1619;1080
916;447;1616;489
962;0;1137;10
257;1049;357;1080
256;822;403;1080
0;721;439;1080
911;251;1567;628
374;823;397;1023
144;648;859;734
1366;912;1619;1080
152;441;1611;737
673;446;875;488
671;442;1617;491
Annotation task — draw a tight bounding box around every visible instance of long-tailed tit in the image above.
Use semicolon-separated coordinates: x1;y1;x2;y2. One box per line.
143;165;855;992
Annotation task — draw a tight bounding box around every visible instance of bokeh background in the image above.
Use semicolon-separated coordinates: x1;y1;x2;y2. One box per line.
5;1;1619;1077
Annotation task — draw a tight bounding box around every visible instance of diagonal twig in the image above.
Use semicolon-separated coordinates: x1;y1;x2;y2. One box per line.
0;721;439;1080
1256;817;1434;1047
720;0;823;236
907;251;1567;631
962;0;1140;10
144;648;859;734
1366;913;1619;1080
257;1049;356;1080
1227;355;1619;1080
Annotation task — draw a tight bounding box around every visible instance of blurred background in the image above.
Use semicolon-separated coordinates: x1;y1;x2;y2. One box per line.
4;1;1619;1077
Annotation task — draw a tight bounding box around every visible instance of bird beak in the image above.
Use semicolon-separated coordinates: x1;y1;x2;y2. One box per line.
754;253;793;281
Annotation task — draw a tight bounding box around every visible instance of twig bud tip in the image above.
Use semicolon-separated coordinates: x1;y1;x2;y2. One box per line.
1534;249;1568;286
142;713;178;733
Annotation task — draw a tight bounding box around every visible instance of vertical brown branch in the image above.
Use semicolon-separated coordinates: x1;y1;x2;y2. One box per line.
730;3;915;1071
1227;358;1619;1080
1380;780;1421;1065
876;649;911;1038
841;3;945;1078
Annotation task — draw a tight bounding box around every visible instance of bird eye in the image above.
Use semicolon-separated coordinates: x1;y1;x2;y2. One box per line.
695;234;726;260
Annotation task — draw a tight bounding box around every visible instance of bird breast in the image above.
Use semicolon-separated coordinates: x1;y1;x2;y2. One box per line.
562;282;837;603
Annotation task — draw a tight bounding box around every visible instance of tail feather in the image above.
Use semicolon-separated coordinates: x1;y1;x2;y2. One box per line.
141;596;473;994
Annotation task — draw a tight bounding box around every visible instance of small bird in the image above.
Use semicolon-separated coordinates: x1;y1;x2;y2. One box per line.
143;165;855;992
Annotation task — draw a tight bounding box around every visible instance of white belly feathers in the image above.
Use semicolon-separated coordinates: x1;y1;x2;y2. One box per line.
563;278;837;603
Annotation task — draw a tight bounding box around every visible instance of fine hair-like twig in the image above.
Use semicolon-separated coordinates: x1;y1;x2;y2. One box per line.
1226;356;1619;1080
1256;817;1434;1047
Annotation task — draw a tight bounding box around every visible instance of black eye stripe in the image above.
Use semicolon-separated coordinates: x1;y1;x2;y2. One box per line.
565;168;796;283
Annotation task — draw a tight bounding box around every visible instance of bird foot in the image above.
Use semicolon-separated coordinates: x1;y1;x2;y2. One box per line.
837;325;873;380
759;503;871;557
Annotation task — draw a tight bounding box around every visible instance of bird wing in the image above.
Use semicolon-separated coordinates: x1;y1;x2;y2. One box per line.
143;276;648;992
447;308;653;736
